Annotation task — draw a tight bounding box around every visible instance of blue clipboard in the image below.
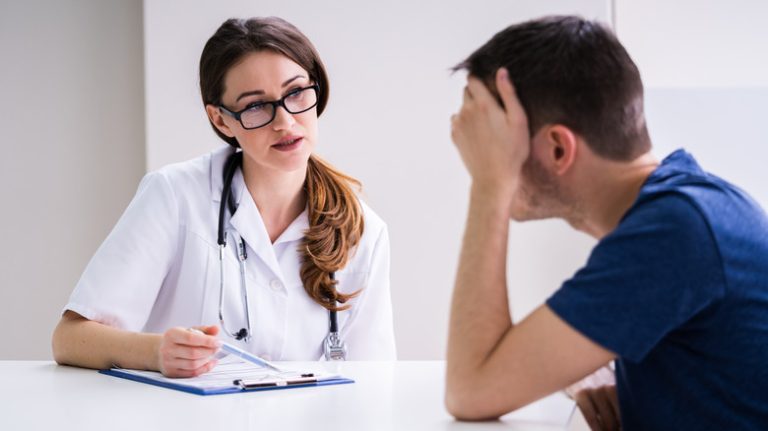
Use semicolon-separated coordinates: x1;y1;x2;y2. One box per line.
99;368;354;396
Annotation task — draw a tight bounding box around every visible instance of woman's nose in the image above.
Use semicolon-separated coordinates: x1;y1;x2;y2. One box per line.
271;105;296;130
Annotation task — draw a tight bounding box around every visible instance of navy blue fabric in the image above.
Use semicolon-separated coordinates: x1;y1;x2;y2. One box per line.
547;149;768;430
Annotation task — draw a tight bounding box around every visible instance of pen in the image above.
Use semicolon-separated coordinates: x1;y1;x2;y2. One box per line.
188;328;282;372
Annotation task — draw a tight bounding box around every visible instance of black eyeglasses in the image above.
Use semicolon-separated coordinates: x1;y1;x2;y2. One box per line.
218;84;319;130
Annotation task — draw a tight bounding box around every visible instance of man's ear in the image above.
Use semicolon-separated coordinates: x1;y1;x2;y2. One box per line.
205;104;236;138
542;124;577;176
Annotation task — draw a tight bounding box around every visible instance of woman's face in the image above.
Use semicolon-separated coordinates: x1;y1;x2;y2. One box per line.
207;50;318;175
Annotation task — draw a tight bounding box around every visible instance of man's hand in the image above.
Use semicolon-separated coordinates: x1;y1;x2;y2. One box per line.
450;68;530;195
566;366;621;431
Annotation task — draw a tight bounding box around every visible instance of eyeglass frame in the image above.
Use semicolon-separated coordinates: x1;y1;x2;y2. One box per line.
217;84;320;130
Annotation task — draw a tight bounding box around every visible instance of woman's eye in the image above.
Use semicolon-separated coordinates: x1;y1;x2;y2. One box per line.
286;88;304;100
245;103;267;112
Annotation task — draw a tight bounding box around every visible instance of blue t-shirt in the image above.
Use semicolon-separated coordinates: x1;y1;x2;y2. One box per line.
547;149;768;430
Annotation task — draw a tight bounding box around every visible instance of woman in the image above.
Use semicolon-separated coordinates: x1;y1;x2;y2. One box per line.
52;17;396;377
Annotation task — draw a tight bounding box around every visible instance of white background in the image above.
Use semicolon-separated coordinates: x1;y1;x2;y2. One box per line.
144;0;608;360
1;0;766;360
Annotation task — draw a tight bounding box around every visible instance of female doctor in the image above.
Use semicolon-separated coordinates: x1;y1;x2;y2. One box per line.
52;17;396;377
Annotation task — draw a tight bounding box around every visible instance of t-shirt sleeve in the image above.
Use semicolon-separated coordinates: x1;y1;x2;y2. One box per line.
546;193;726;362
64;170;180;331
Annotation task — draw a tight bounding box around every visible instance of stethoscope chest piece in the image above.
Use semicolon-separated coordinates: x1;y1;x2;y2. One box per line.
323;273;347;361
324;330;347;361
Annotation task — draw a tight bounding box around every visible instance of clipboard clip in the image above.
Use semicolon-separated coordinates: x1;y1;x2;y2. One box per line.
234;374;317;389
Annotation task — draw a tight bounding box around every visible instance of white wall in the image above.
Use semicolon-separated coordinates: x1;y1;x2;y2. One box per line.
644;88;768;208
144;0;608;359
0;0;145;359
4;0;766;361
616;0;768;88
616;0;768;209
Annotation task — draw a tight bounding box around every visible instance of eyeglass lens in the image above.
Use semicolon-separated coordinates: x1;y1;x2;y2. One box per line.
240;87;318;129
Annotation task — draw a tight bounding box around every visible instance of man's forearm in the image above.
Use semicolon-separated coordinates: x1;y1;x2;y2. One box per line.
447;183;515;388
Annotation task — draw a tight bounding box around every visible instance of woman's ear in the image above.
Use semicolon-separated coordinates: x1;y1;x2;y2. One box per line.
544;124;577;176
205;104;236;138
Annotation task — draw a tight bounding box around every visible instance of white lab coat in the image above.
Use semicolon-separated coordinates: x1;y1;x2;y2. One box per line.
65;145;396;360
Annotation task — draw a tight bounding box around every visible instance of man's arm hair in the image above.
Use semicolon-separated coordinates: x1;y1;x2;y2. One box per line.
445;187;615;420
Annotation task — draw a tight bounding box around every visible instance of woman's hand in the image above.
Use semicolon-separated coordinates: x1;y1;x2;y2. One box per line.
566;366;621;431
157;325;221;377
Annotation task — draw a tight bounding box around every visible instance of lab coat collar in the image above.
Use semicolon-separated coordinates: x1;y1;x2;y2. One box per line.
210;145;239;204
209;145;280;277
211;144;308;276
274;209;309;245
229;189;284;280
229;194;309;256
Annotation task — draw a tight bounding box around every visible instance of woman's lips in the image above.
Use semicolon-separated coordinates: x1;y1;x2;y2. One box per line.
271;136;303;152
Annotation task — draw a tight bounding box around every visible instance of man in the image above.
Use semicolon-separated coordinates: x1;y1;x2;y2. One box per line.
446;15;768;430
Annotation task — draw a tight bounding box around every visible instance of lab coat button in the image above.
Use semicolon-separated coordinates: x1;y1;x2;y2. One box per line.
269;279;283;291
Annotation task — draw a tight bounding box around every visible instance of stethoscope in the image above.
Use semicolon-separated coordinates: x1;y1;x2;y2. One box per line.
216;151;347;361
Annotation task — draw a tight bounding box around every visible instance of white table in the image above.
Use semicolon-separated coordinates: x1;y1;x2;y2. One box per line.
0;361;581;430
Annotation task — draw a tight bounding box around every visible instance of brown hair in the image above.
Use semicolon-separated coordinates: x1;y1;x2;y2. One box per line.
200;17;363;311
454;15;651;161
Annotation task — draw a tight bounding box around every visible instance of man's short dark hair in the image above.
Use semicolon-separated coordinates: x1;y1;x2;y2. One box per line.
454;15;651;161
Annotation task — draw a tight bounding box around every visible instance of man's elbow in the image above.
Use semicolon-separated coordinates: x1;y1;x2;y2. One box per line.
445;391;494;421
445;378;522;421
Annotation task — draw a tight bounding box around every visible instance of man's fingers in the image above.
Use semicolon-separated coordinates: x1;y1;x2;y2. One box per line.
450;114;460;143
592;387;620;430
495;68;527;124
575;390;602;431
465;76;495;107
605;385;620;428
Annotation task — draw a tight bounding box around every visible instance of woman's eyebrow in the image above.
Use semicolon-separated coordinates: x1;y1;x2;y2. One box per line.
234;75;308;103
235;89;265;102
281;74;306;87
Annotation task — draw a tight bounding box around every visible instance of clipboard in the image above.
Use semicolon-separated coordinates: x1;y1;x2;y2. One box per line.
99;356;354;396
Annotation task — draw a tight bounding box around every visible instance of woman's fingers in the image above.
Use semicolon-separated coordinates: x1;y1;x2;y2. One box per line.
171;344;218;360
192;325;220;337
158;326;221;377
165;356;214;372
164;359;218;378
169;326;220;349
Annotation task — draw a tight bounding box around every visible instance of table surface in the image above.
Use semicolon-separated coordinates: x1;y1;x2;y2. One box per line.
0;360;581;431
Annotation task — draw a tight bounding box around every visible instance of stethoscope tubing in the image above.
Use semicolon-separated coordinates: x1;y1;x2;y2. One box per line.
217;150;345;359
